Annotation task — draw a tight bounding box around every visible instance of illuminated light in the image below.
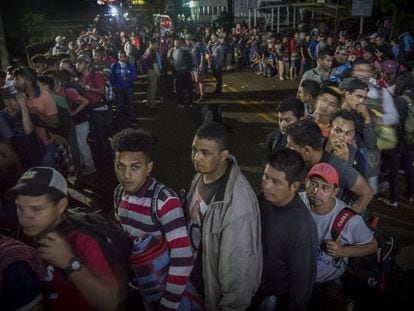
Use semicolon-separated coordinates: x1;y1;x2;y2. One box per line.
110;7;118;16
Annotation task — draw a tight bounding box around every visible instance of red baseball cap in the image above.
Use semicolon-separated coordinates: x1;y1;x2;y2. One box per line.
307;163;339;187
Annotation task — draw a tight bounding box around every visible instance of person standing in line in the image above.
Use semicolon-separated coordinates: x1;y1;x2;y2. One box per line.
186;121;262;310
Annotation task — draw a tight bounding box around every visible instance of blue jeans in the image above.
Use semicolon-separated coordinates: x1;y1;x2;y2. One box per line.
89;108;112;168
115;87;136;124
211;66;222;95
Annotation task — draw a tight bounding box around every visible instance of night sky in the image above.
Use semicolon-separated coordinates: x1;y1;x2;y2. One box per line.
0;0;96;20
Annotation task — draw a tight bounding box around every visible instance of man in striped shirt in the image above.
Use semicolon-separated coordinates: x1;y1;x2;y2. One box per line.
112;128;194;310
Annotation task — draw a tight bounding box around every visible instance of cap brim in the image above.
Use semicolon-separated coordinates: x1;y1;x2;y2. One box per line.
6;184;57;199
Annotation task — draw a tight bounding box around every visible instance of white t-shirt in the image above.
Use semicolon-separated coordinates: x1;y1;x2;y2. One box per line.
299;192;374;282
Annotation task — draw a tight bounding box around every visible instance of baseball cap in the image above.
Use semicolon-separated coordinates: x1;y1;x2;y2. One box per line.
76;54;91;64
307;163;339;187
381;59;397;74
8;167;68;197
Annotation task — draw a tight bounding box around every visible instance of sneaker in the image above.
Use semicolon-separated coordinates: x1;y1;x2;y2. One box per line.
378;197;398;207
178;104;185;108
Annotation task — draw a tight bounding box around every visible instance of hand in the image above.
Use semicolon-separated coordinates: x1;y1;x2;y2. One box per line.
37;231;76;269
16;93;27;109
325;239;344;258
333;141;349;161
356;104;372;123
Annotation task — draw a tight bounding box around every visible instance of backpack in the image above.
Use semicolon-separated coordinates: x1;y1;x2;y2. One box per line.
114;182;166;233
58;207;131;292
401;94;414;145
331;208;395;294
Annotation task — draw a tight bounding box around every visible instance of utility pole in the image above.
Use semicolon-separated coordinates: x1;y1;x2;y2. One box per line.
0;8;10;70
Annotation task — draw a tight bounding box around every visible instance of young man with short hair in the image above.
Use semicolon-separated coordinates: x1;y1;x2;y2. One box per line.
300;163;377;311
110;50;137;127
187;122;262;310
314;86;343;137
112;128;194;310
286;120;373;213
297;79;320;118
10;167;122;310
265;97;304;157
76;54;112;169
14;67;59;167
250;149;318;310
300;48;335;86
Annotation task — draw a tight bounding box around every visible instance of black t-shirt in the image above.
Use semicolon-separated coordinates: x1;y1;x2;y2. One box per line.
188;163;230;297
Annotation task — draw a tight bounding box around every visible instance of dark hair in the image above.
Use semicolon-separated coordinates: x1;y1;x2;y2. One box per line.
353;58;371;67
318;48;335;60
301;80;320;98
37;75;55;91
330;109;356;126
276;98;304;120
286;120;323;150
14;67;38;88
111;128;153;161
195;122;229;150
150;37;158;44
266;148;305;186
318;86;343;104
2;84;18;100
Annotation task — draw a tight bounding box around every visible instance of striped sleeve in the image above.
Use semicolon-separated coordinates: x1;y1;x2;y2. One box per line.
157;189;194;310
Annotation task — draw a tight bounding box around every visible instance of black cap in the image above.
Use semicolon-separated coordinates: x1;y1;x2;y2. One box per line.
8;167;68;197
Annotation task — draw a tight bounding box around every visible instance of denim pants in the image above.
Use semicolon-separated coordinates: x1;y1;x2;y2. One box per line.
147;69;158;107
74;121;95;173
89;108;112;168
115;87;136;124
211;66;222;95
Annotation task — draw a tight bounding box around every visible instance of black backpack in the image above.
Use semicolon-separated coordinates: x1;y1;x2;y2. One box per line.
331;208;395;294
58;207;132;294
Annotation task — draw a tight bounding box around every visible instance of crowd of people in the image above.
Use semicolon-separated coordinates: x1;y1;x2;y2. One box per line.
0;12;414;311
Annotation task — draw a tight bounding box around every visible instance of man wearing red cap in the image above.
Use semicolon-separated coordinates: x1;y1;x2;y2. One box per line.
300;163;378;311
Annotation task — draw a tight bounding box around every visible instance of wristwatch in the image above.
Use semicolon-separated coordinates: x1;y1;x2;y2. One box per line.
63;257;82;277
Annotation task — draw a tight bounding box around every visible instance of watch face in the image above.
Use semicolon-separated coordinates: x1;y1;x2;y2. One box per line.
71;260;81;270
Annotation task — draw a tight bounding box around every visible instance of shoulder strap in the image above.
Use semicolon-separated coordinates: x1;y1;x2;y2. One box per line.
114;184;124;213
151;181;166;234
331;207;358;241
